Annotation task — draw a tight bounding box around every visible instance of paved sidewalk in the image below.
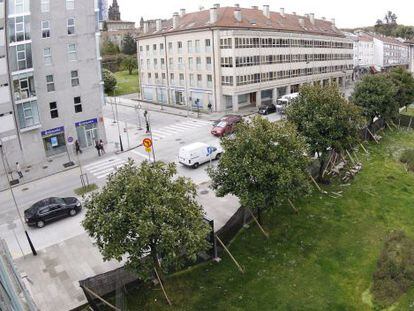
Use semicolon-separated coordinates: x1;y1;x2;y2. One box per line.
111;94;259;121
14;181;239;311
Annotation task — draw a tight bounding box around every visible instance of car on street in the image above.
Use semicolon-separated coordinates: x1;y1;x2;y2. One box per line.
258;104;277;115
178;142;223;168
24;197;82;228
211;115;242;137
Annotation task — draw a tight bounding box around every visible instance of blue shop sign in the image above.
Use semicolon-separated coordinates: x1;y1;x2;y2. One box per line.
75;118;98;127
41;126;64;137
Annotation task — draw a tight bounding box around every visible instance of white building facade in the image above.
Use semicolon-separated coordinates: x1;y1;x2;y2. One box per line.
407;41;414;75
0;0;106;170
372;35;409;71
137;5;353;112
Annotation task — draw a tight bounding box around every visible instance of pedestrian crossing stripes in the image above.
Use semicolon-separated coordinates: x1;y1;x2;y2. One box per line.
150;120;212;141
84;157;127;179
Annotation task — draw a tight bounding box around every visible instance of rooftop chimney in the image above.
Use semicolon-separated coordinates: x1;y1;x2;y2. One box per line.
180;9;186;17
263;5;270;18
214;3;220;8
156;19;162;31
172;12;179;29
143;21;148;33
251;6;258;10
292;12;296;16
331;18;335;25
299;18;305;27
321;17;326;20
309;13;315;25
234;3;240;8
280;8;285;17
234;8;242;22
304;13;309;18
210;7;218;23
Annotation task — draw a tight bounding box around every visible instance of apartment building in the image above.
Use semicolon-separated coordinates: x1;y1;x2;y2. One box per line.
372;33;409;71
0;0;106;169
407;40;414;75
137;5;354;112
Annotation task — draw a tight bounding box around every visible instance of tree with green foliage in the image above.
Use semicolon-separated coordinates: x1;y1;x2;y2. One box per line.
393;25;414;40
208;117;311;223
287;84;364;180
82;160;210;282
102;68;117;94
389;67;414;111
101;39;120;56
121;33;137;55
352;74;398;125
375;11;398;36
121;55;138;75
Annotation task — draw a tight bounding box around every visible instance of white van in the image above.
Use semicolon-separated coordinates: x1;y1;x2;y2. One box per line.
275;93;299;113
178;142;223;168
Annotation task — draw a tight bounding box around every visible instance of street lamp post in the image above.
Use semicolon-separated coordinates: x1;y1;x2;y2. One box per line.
135;104;143;130
113;87;124;152
0;143;37;256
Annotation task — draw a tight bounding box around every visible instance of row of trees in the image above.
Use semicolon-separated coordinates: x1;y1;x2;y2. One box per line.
82;67;414;305
375;11;414;40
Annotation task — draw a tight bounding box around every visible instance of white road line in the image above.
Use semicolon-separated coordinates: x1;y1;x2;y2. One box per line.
164;125;188;131
184;120;212;125
88;161;126;174
153;128;177;135
83;157;120;169
170;123;199;130
131;150;154;161
150;131;168;138
92;164;126;177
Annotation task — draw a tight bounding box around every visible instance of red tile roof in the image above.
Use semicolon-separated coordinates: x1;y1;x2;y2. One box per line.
139;7;345;38
371;33;408;46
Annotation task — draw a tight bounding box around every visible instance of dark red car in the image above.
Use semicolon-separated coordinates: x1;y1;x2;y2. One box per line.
211;115;242;137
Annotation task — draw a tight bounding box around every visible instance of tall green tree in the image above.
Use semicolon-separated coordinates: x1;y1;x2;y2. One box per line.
121;33;137;55
287;84;364;180
389;67;414;111
102;68;117;94
121;55;138;75
375;11;398;36
82;160;210;281
101;39;120;56
208;117;311;223
352;74;398;125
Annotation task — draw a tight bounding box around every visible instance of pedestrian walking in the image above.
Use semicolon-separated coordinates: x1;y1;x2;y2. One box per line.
16;162;23;178
208;102;212;113
144;110;150;133
99;139;105;155
75;140;82;155
95;140;101;156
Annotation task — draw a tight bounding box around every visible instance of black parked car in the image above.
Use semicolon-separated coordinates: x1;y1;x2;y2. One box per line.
24;197;82;228
258;104;277;115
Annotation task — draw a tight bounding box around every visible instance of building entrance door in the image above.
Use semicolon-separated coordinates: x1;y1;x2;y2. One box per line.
85;128;97;147
175;91;183;105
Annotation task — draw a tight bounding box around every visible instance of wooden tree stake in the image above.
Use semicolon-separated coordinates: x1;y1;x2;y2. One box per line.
309;174;323;192
385;122;393;132
359;143;368;154
366;128;379;144
82;286;121;311
322;152;335;177
408;117;412;131
345;150;355;164
216;236;245;274
154;267;172;306
246;207;269;238
288;199;299;214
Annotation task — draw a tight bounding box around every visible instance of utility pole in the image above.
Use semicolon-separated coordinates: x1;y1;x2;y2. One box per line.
143;111;156;162
0;143;37;256
113;87;124;152
135;104;142;130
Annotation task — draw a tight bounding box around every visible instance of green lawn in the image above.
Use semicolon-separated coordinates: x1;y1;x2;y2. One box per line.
113;70;139;96
121;129;414;310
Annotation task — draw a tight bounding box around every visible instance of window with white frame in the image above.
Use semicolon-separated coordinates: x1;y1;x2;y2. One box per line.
221;76;233;86
67;43;77;61
197;74;202;86
46;74;55;92
66;0;75;10
41;21;50;38
206;57;212;70
188;57;193;70
195;40;200;53
196;57;201;69
207;74;212;87
49;102;58;119
189;74;194;86
43;48;52;65
17;101;40;129
41;0;49;13
67;18;75;35
71;70;79;86
187;40;192;53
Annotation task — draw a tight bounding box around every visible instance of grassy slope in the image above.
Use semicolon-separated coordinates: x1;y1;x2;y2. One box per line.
113;70;139;95
125;130;414;310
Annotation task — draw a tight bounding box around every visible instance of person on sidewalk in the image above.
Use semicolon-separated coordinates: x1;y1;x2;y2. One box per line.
75;140;82;155
95;140;101;156
208;102;212;113
99;139;105;155
16;162;23;178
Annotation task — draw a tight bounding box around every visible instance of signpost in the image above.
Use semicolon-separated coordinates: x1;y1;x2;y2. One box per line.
143;138;153;161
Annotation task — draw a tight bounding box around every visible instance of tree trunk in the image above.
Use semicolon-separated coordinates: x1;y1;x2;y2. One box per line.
318;153;327;182
256;207;262;225
128;67;132;75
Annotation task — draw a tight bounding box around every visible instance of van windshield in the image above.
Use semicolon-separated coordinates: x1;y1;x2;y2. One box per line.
277;99;288;105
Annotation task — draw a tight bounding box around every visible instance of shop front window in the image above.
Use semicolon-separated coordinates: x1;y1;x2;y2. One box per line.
76;121;98;148
42;132;66;157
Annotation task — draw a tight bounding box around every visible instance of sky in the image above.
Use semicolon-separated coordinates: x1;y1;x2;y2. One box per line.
117;0;413;29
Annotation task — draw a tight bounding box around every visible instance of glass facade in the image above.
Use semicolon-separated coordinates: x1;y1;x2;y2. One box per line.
8;15;31;43
16;100;40;129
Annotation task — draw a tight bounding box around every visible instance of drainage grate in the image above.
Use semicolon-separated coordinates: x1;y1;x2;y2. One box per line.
200;190;209;195
176;138;182;141
22;187;29;192
42;166;48;169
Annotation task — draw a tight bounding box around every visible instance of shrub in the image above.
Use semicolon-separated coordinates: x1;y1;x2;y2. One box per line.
372;231;414;308
102;68;117;94
400;149;414;171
